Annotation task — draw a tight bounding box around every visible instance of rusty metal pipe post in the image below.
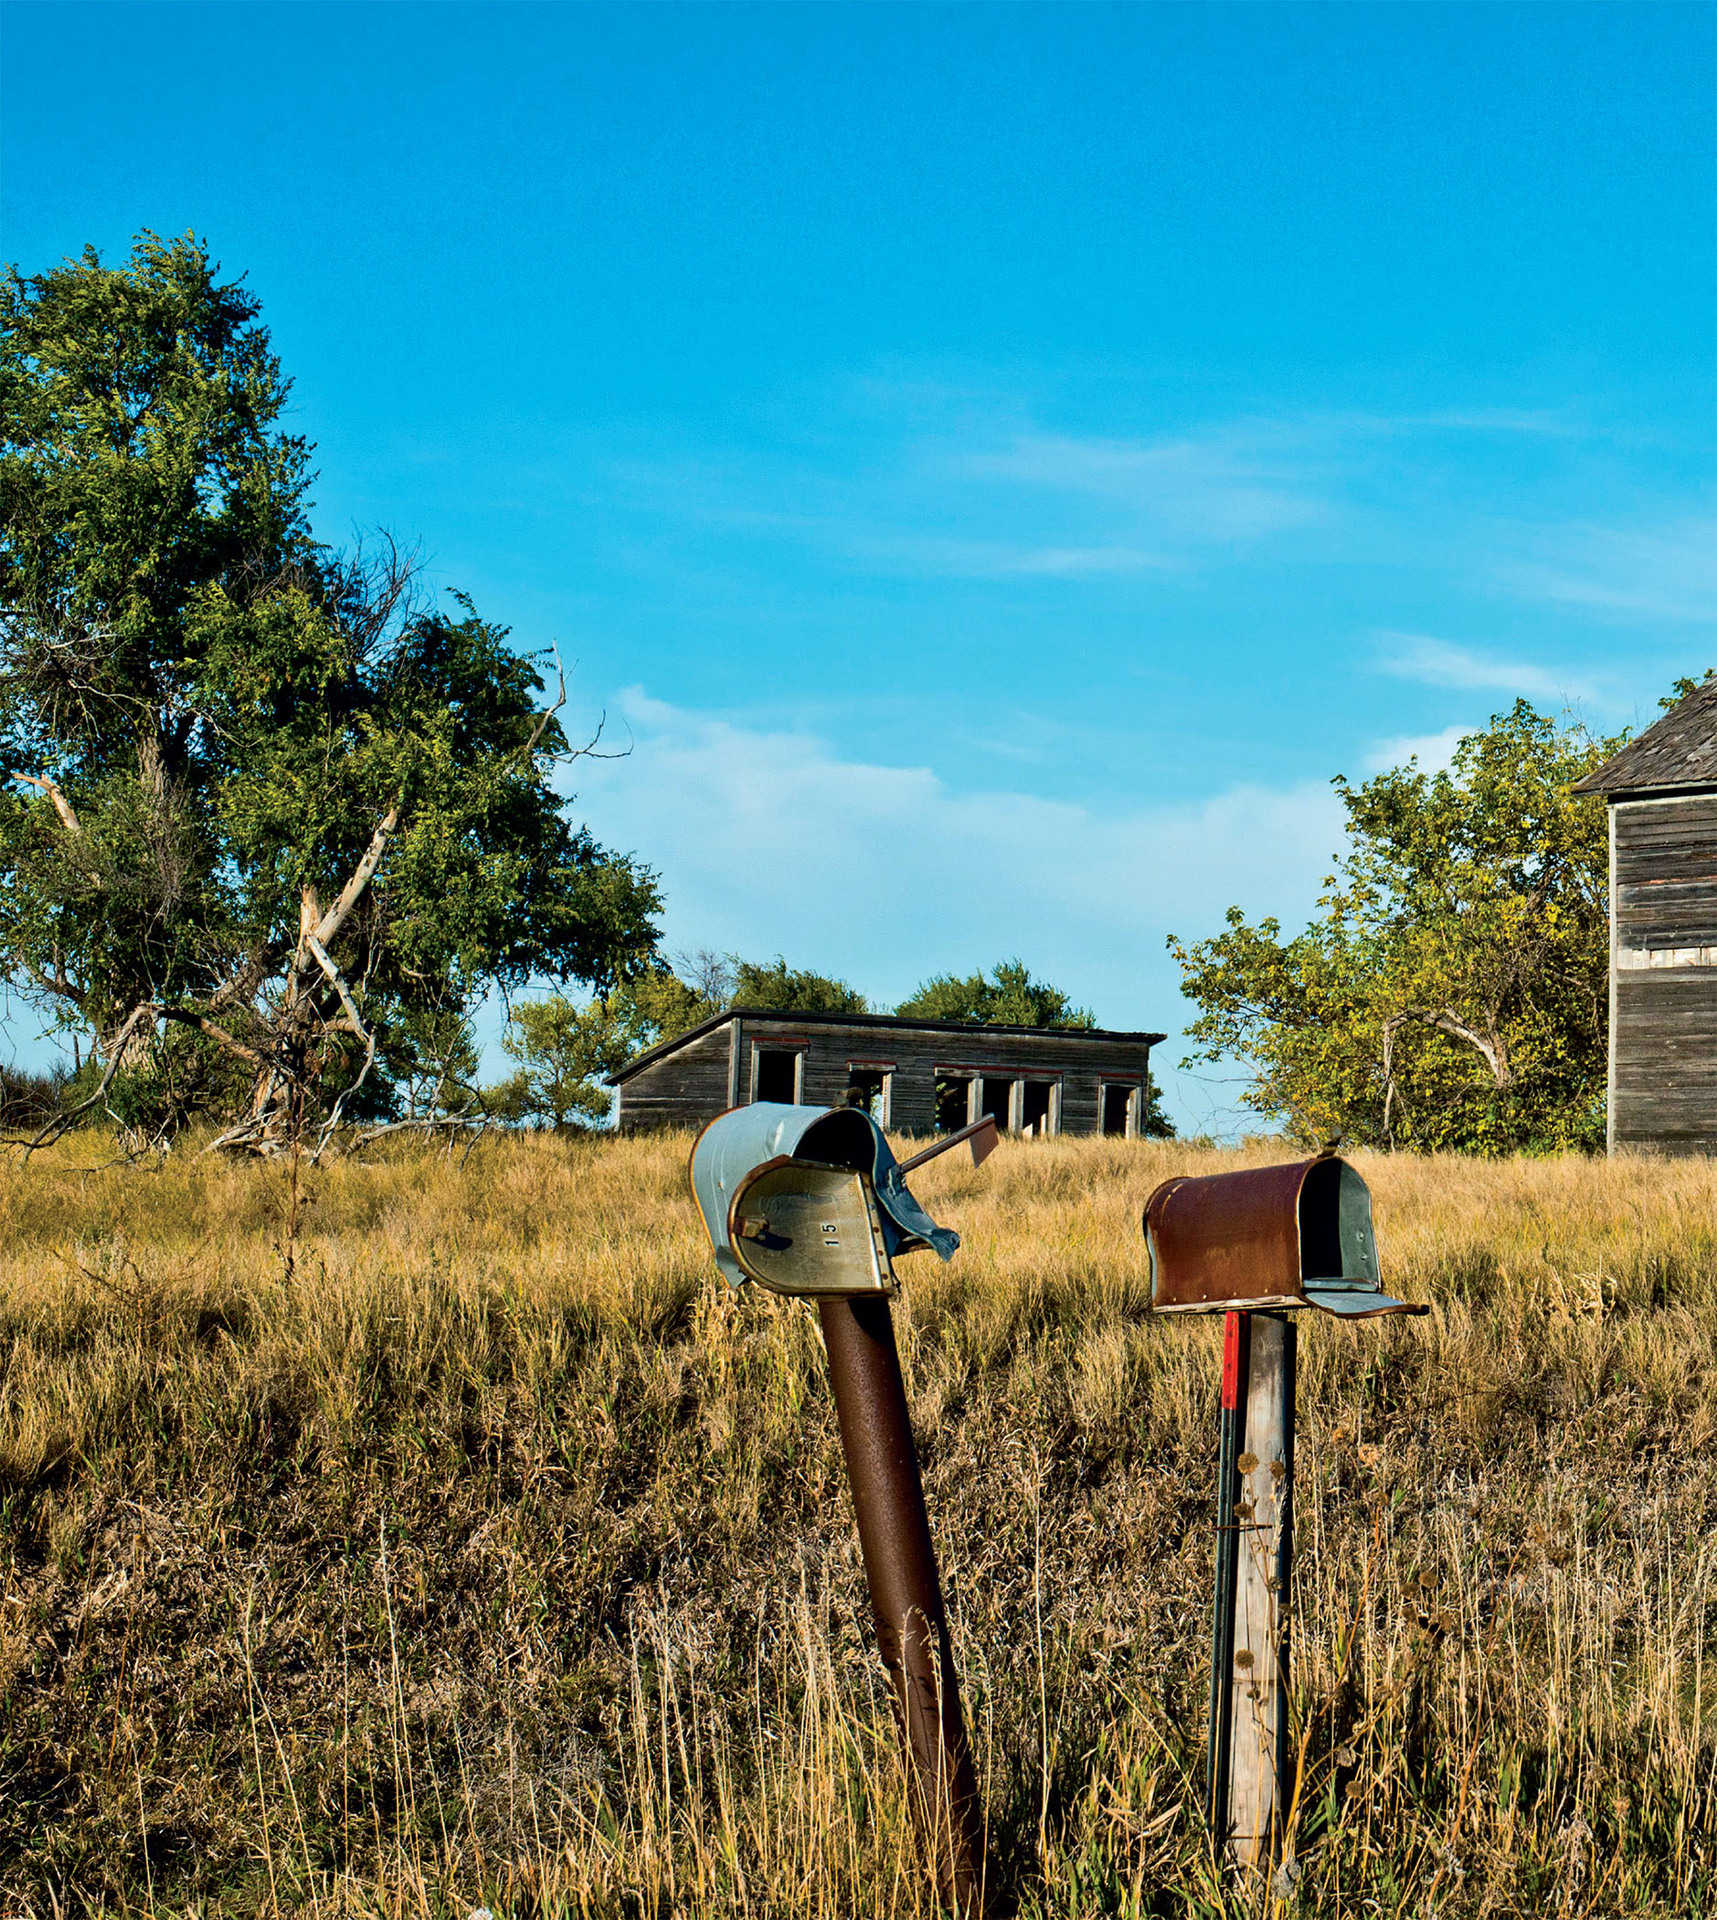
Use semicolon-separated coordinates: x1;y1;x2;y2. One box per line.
818;1294;986;1915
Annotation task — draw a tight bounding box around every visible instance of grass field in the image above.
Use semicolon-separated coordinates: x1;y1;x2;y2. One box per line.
1;1131;1713;1918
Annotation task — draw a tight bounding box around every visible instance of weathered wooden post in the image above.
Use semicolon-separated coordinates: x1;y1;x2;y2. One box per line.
1143;1156;1424;1879
691;1105;997;1914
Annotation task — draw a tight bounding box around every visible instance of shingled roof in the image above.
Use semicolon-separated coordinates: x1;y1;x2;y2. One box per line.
1573;675;1717;797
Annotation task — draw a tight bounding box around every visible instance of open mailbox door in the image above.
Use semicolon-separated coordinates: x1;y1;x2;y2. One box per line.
690;1102;959;1299
1143;1154;1426;1318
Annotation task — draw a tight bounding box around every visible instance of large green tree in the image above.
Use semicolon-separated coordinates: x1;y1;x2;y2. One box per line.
1;233;660;1148
617;949;867;1045
1171;701;1616;1153
896;958;1095;1029
489;995;649;1131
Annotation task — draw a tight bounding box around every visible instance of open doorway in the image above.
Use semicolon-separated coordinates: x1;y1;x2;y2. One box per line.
934;1074;973;1132
1100;1083;1136;1137
1021;1080;1056;1136
754;1048;801;1104
980;1076;1014;1130
844;1066;890;1124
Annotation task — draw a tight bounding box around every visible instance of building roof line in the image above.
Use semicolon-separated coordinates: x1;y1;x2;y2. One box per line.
1573;674;1717;797
607;1005;1167;1086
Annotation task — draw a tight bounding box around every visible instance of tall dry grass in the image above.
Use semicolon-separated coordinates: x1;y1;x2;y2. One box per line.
0;1132;1712;1917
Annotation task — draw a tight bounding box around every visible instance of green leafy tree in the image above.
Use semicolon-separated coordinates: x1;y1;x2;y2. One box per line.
614;966;718;1046
729;955;868;1016
491;995;648;1130
389;1007;484;1125
606;949;867;1052
1138;1076;1176;1140
1;232;660;1148
897;958;1095;1029
1662;672;1714;708
1170;701;1617;1153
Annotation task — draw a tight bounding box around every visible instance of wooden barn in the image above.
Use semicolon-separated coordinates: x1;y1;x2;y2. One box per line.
1574;674;1717;1155
608;1008;1167;1138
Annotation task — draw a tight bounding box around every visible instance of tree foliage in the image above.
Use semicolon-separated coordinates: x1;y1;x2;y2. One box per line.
730;954;869;1017
1;233;660;1148
490;996;648;1131
493;953;869;1127
896;958;1095;1029
1171;701;1616;1153
614;950;868;1046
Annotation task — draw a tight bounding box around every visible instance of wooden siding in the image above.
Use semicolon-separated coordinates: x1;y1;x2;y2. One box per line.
1614;796;1717;950
617;1014;1154;1138
1612;971;1717;1156
1604;793;1717;1157
614;1025;732;1134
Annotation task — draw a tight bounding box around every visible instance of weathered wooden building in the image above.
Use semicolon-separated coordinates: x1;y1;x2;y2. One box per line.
609;1008;1167;1138
1574;674;1717;1155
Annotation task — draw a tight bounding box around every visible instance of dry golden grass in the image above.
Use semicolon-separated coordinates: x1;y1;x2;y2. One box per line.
1;1132;1713;1917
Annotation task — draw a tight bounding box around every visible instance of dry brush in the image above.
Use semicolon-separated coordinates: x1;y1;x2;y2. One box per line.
0;1134;1712;1917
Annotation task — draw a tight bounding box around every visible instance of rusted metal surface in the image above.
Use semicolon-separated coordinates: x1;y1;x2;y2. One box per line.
1144;1155;1424;1317
819;1294;987;1914
896;1113;999;1175
1146;1161;1309;1313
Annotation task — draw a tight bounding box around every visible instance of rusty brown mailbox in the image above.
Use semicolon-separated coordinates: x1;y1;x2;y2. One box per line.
1143;1155;1425;1881
1143;1153;1423;1319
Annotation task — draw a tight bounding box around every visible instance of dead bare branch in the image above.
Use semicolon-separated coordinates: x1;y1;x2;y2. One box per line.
5;769;84;837
312;801;401;951
1381;1004;1513;1149
4;1002;155;1156
343;1112;491;1156
153;1005;268;1068
520;654;568;760
524;656;631;766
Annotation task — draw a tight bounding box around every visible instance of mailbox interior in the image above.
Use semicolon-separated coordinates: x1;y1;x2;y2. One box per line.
729;1160;896;1297
1297;1156;1382;1287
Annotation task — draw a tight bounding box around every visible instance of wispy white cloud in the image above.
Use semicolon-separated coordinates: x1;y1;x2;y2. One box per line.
1380;407;1586;439
831;532;1180;580
601;409;1344;584
1361;724;1472;774
1373;632;1599;705
950;427;1331;542
566;689;1359;1132
1499;516;1717;627
1001;543;1176;578
597;396;1706;623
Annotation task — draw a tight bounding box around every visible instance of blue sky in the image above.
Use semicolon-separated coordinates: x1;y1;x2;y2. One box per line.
4;1;1714;1129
